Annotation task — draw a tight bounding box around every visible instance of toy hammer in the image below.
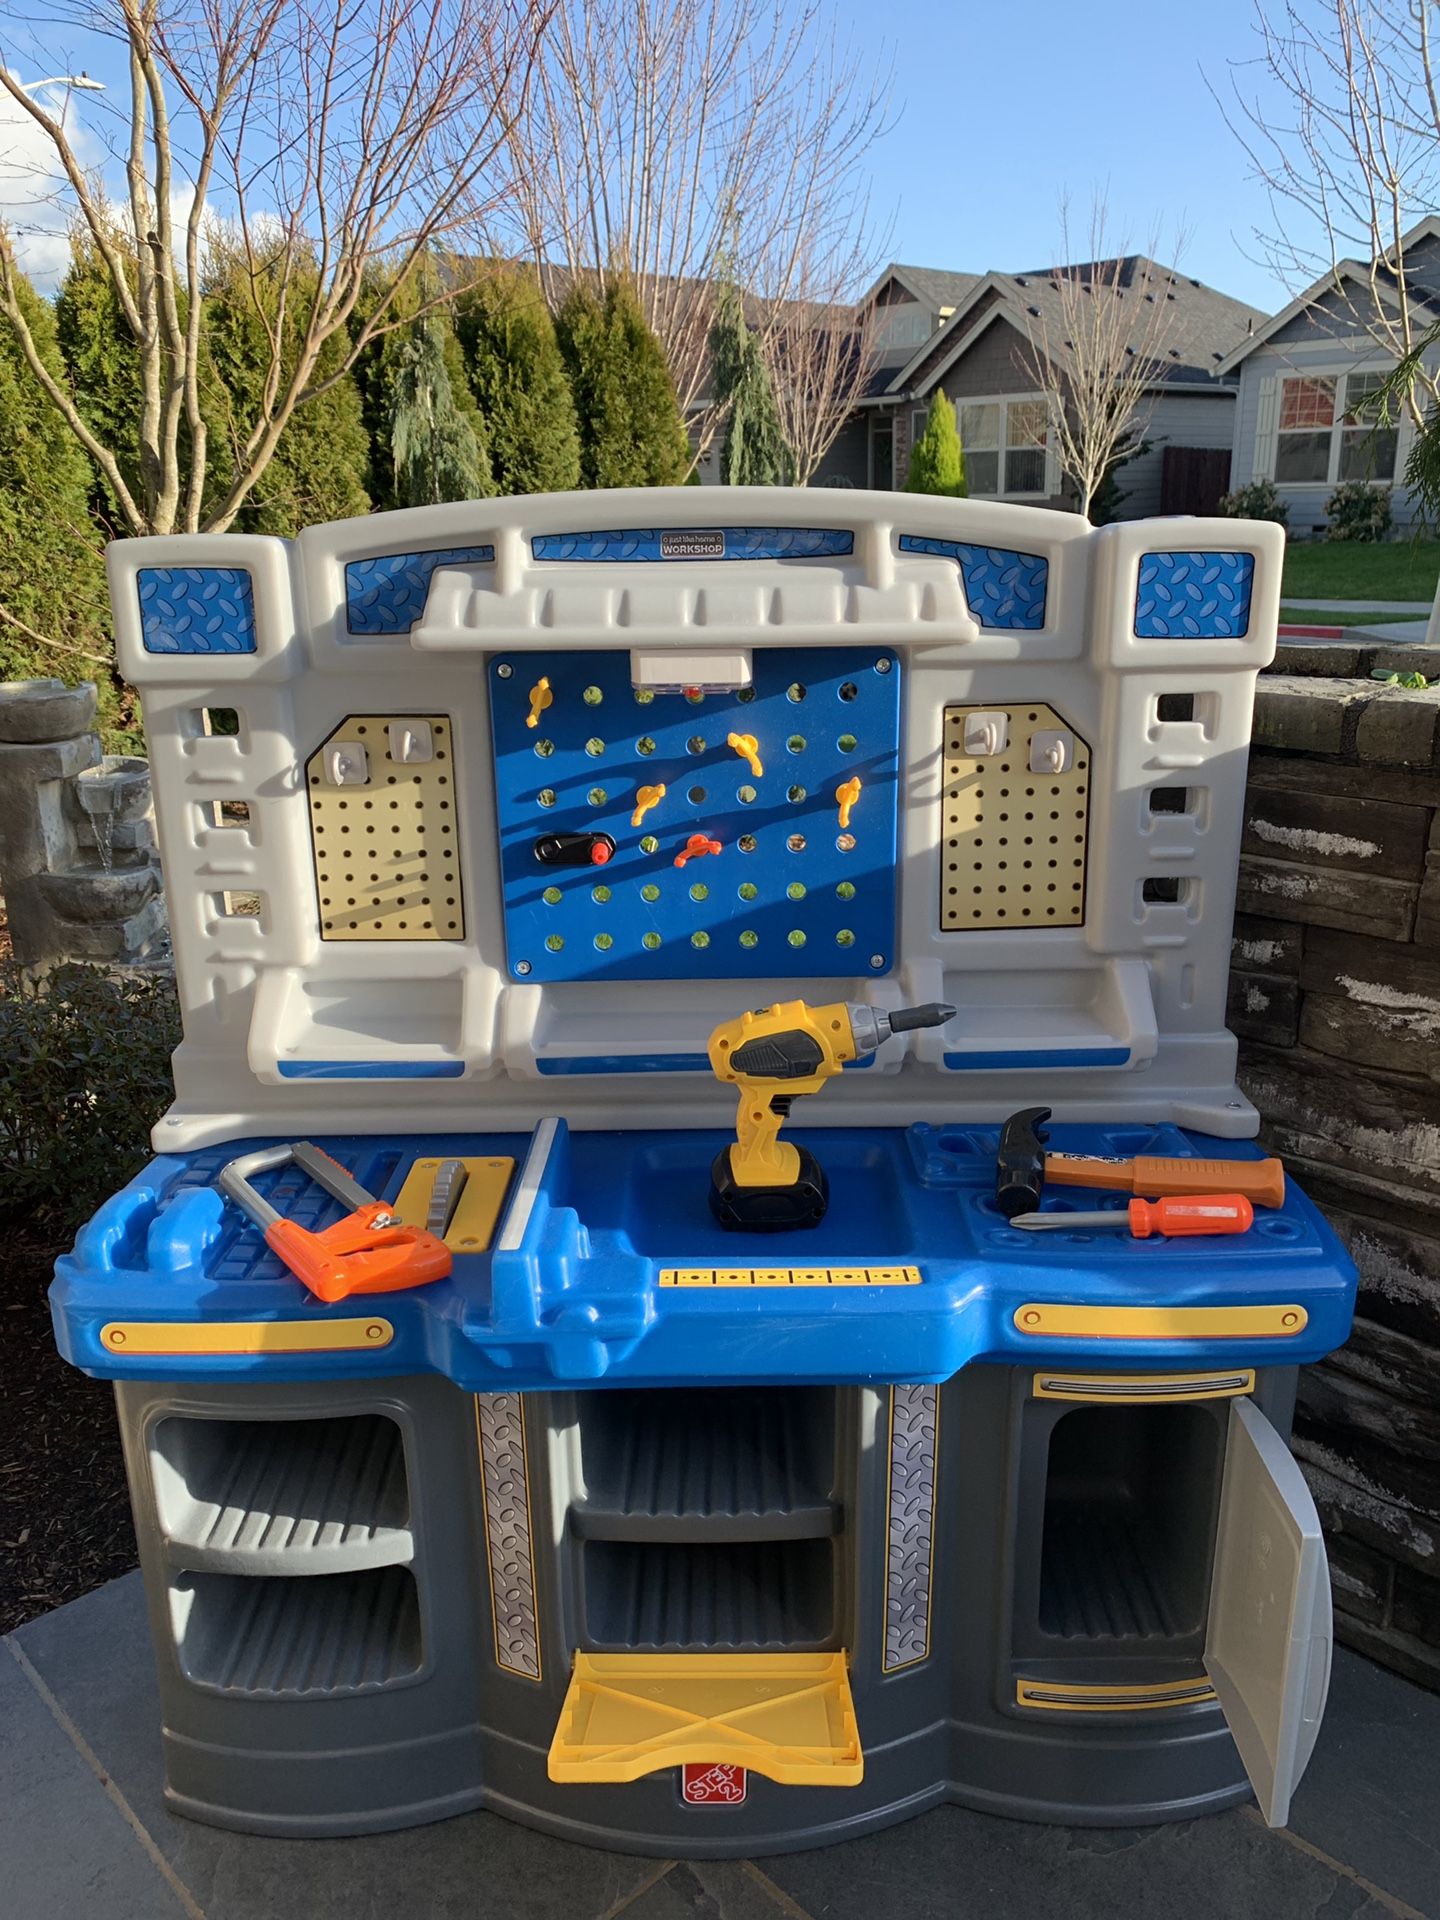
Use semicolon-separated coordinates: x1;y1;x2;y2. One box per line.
994;1106;1286;1220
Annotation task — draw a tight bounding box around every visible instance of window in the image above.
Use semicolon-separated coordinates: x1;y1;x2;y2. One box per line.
877;303;930;353
1275;371;1398;485
959;396;1052;497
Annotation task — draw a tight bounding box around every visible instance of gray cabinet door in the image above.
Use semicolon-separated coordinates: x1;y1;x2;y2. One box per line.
1204;1395;1332;1827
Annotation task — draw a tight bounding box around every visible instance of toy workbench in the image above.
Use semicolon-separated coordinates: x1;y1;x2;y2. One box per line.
52;489;1357;1853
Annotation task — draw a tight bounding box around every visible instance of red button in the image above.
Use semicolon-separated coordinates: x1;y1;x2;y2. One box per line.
590;841;612;864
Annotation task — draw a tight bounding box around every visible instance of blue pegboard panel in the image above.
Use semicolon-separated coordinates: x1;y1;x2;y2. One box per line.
137;567;257;653
1134;551;1255;638
344;545;496;634
488;647;901;981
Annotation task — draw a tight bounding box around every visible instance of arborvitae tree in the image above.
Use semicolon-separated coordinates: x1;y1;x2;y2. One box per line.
0;265;114;712
55;231;145;524
905;389;967;497
709;278;791;485
556;278;690;489
389;314;492;506
455;266;581;494
200;245;370;535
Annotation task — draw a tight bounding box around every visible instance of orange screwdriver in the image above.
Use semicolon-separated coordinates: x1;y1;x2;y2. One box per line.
1011;1194;1255;1238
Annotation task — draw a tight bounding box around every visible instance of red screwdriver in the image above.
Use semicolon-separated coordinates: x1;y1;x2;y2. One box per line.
1011;1194;1255;1239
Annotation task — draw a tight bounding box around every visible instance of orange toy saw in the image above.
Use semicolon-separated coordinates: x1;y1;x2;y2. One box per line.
217;1141;451;1303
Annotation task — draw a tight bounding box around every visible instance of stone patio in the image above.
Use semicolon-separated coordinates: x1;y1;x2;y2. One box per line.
3;1571;1435;1920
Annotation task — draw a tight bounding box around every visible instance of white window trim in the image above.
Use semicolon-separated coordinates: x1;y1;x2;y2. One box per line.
956;392;1057;500
1274;365;1399;489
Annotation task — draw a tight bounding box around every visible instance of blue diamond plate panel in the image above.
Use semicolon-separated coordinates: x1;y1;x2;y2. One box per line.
530;526;854;562
344;545;495;634
490;646;900;982
897;535;1048;630
1135;551;1255;638
136;567;256;654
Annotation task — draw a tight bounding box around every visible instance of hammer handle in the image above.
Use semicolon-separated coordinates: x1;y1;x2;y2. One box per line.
1044;1153;1286;1209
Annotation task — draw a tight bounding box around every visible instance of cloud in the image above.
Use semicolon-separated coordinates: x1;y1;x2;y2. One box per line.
0;71;104;292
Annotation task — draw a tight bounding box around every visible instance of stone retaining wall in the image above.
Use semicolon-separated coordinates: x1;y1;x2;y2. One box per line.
1234;653;1440;1690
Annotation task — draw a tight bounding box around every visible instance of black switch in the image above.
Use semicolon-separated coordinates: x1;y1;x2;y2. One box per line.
533;831;617;868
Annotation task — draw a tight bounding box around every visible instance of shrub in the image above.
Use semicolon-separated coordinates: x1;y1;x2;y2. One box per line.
905;390;966;497
1323;479;1393;542
0;960;180;1234
1218;479;1289;528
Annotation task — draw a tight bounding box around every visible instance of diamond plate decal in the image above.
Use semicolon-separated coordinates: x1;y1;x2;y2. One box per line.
344;545;495;634
530;525;853;562
1134;550;1254;638
475;1392;541;1679
898;534;1048;630
884;1382;938;1671
137;566;257;653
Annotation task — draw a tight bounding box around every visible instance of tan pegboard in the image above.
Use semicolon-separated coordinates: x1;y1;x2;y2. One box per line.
306;715;464;940
940;703;1090;930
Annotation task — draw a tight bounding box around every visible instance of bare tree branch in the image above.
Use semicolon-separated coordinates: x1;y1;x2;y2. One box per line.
490;0;891;440
1217;0;1440;423
1013;197;1188;521
0;0;552;535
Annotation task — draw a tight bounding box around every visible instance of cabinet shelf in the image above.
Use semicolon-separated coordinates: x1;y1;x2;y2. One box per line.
171;1565;422;1697
573;1387;839;1543
583;1537;834;1651
152;1413;412;1574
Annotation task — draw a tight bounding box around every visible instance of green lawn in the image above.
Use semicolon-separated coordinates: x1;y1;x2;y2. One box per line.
1281;540;1440;601
1279;605;1429;627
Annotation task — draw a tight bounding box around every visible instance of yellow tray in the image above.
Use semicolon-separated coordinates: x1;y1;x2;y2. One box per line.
547;1651;863;1787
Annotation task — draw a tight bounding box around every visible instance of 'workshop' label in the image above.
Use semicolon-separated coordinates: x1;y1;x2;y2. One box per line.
660;529;725;559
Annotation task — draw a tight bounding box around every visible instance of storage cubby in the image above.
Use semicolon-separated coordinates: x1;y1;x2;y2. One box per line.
151;1412;411;1572
573;1386;839;1540
1038;1403;1221;1641
583;1537;834;1650
170;1565;423;1696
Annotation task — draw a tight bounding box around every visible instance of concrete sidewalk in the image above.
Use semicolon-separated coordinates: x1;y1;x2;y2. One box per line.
1280;598;1435;615
3;1571;1437;1920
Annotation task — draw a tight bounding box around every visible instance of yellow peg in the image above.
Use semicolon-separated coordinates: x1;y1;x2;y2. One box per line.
526;676;553;729
836;775;862;829
727;731;764;779
631;782;667;828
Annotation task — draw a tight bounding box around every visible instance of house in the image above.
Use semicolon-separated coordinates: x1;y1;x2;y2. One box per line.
1219;217;1440;535
812;258;1264;519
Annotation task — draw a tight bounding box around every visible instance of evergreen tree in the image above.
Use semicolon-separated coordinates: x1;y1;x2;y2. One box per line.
55;231;145;524
389;314;492;506
0;265;114;713
709;278;791;486
455;266;581;494
200;244;370;535
904;389;967;497
556;278;690;489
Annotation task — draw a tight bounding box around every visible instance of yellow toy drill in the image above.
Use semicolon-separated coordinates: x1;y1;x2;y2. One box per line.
707;997;955;1231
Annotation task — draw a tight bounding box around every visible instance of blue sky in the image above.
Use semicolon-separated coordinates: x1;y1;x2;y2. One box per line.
831;0;1306;311
4;0;1311;312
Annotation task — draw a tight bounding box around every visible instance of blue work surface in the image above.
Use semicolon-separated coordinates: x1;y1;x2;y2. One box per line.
51;1121;1357;1390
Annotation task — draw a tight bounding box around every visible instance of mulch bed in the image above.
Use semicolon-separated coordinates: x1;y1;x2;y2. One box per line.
0;1231;137;1633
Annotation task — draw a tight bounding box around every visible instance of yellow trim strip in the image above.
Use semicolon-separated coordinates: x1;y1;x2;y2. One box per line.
1014;1302;1307;1339
1030;1369;1256;1403
392;1155;516;1250
100;1318;393;1356
660;1265;921;1288
1016;1676;1216;1714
